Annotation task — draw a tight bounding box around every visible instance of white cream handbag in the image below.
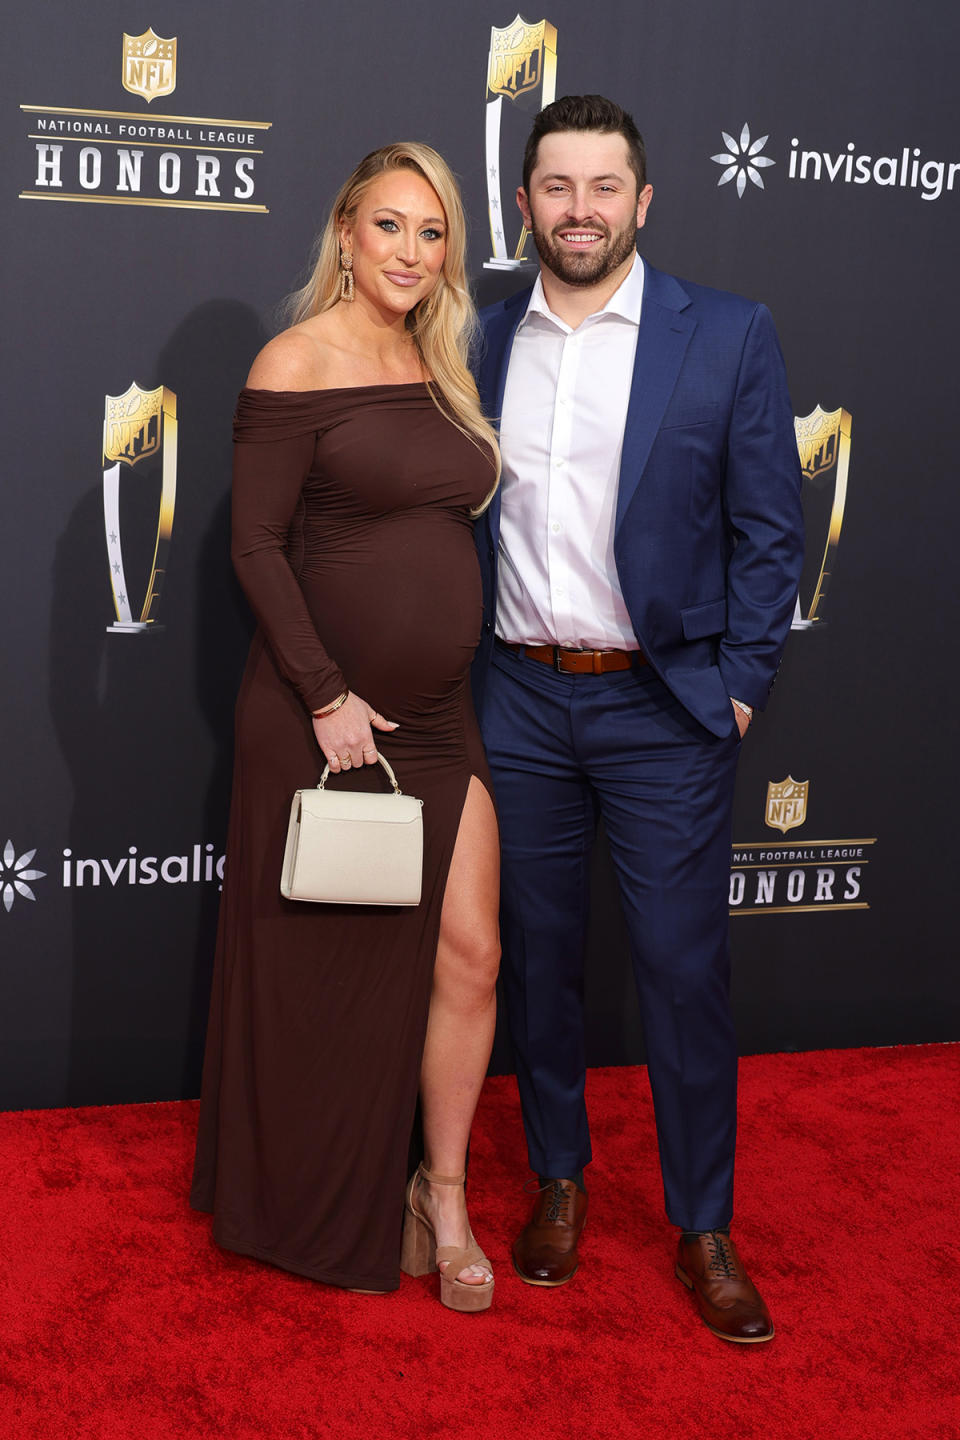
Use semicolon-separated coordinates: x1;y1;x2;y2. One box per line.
280;755;423;906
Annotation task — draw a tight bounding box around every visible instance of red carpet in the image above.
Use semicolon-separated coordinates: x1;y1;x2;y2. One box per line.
1;1045;958;1440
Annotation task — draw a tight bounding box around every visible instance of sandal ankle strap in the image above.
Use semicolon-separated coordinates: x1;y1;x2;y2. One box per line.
418;1163;466;1186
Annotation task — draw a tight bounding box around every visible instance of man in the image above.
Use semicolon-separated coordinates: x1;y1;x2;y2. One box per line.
472;96;804;1343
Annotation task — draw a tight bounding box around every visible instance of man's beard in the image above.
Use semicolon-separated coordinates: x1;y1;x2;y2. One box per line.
529;214;638;287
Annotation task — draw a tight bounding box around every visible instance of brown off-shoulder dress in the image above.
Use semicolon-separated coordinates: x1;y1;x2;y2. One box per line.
190;384;495;1292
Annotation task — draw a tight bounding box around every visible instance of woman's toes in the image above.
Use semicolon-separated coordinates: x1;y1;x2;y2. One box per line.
458;1264;492;1285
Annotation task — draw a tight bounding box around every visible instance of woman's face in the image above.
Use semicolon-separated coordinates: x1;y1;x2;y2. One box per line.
340;169;447;318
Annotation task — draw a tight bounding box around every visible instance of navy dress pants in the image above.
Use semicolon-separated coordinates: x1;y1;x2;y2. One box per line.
482;642;741;1232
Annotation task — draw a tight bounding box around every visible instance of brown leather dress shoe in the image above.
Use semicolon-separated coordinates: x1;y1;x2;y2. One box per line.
512;1178;588;1287
675;1231;774;1343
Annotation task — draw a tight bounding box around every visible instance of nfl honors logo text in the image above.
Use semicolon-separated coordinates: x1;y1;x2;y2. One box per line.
729;779;876;916
20;28;270;213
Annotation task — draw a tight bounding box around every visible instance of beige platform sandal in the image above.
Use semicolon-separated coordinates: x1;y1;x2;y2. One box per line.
400;1164;494;1313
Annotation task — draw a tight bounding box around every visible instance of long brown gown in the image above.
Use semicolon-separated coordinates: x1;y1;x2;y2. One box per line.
190;384;496;1292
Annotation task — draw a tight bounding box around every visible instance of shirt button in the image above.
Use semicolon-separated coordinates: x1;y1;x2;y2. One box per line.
553;457;565;468
551;522;561;533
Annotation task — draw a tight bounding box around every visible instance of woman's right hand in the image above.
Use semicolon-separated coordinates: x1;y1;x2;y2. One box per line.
311;692;398;773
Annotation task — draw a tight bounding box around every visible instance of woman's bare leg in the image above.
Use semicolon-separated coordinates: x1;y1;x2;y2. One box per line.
417;776;500;1283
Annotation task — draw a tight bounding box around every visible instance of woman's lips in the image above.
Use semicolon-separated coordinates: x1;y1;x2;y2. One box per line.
384;270;422;286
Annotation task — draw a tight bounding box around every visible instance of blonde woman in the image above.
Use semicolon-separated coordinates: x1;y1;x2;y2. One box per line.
191;145;501;1311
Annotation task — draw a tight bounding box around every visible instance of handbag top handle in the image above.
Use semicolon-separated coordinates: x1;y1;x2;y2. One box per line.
317;755;403;795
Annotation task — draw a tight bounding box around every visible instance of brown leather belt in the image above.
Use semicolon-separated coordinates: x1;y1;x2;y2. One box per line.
498;640;646;674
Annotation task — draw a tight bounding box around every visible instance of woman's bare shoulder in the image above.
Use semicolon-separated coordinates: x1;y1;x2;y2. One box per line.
245;318;344;391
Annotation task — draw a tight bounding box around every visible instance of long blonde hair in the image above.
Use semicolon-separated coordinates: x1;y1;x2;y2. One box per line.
286;143;499;507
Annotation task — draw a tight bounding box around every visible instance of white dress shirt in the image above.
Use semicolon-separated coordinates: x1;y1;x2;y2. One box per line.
496;252;644;650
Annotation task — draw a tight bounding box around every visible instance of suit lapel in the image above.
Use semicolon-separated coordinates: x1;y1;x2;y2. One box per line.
478;289;530;541
615;266;696;534
478;293;528;414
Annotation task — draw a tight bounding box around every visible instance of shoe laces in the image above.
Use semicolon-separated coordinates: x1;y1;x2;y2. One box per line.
704;1230;738;1280
548;1180;574;1222
521;1178;574;1223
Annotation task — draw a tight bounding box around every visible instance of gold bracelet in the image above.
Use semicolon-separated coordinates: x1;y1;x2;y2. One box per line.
311;690;349;718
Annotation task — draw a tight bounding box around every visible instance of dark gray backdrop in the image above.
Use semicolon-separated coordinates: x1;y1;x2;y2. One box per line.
2;0;957;1108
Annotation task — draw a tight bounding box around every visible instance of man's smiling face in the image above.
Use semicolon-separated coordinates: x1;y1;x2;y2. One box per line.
518;130;652;289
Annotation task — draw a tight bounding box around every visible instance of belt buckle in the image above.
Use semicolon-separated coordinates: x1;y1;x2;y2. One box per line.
553;646;586;673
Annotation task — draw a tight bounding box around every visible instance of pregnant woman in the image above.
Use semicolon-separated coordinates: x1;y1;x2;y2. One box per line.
190;143;501;1310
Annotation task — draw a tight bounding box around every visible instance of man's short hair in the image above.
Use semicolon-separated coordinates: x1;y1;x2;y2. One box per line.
522;94;647;195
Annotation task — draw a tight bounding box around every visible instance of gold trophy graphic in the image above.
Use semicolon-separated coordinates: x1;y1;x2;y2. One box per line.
792;405;851;629
102;383;177;635
484;15;557;269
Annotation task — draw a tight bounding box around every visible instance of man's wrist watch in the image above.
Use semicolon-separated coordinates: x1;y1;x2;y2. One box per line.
731;698;753;720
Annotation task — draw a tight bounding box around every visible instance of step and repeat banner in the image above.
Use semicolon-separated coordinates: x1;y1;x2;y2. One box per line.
2;1;957;1106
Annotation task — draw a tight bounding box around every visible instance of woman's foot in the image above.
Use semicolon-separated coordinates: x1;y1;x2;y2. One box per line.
411;1170;492;1286
400;1166;494;1311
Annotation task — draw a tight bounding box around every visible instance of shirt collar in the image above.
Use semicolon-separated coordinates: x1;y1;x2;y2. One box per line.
520;251;644;332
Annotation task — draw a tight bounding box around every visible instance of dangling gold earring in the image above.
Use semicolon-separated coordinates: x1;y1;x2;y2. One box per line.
339;249;354;302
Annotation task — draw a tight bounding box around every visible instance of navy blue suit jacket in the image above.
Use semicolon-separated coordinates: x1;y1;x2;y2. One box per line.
472;261;805;738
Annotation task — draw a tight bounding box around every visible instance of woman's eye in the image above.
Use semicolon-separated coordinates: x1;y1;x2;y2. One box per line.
375;218;398;231
421;228;444;241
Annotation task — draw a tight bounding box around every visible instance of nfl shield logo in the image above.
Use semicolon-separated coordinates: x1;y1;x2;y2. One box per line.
487;16;555;99
103;383;166;466
765;777;809;834
122;29;177;104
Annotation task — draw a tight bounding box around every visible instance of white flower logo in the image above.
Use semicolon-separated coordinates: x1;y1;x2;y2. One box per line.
0;839;46;913
711;124;775;197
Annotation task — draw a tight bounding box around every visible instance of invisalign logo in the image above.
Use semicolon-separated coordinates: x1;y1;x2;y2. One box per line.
0;840;46;913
